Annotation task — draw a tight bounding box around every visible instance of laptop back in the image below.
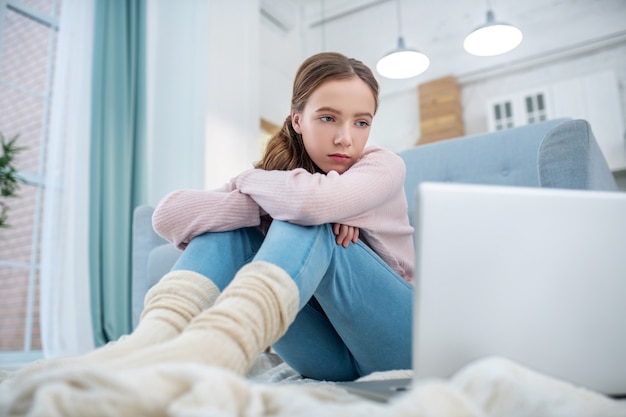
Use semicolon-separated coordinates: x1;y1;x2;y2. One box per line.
413;182;626;396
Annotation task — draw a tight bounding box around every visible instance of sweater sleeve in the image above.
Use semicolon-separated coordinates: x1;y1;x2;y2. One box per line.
235;146;406;226
152;179;262;249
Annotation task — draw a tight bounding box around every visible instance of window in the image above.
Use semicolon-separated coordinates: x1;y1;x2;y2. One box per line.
492;100;514;131
525;93;547;125
0;0;61;365
487;88;551;132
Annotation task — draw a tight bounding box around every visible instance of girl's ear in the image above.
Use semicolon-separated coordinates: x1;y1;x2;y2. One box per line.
291;112;302;134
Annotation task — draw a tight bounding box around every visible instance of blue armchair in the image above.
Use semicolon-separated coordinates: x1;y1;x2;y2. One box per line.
132;118;617;326
399;118;617;225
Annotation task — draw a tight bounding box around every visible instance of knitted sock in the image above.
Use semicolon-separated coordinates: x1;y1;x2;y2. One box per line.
13;270;220;378
78;269;221;363
106;261;299;375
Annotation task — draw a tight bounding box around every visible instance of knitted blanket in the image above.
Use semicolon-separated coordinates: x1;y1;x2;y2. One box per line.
1;355;624;417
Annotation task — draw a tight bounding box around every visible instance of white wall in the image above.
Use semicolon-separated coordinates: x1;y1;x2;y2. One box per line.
145;0;260;205
259;63;292;127
369;88;419;152
204;1;260;190
145;0;209;206
258;2;304;129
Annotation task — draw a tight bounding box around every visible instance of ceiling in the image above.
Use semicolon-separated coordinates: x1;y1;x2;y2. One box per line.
259;0;626;96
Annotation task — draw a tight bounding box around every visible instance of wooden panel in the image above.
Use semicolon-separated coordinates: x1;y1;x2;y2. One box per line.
260;118;280;135
418;75;458;96
421;114;462;130
420;88;461;102
416;75;464;145
420;101;463;123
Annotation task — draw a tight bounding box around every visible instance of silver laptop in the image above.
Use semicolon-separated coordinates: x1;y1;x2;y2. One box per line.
341;182;626;401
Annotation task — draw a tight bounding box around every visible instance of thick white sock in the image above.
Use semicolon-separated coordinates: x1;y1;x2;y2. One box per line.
81;269;221;362
13;270;220;378
106;261;299;375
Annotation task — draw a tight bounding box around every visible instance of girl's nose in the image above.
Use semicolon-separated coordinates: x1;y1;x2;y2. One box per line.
334;124;352;146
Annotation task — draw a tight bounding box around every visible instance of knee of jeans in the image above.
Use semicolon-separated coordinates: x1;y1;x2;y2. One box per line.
184;229;263;257
270;220;334;239
183;232;214;250
184;232;222;252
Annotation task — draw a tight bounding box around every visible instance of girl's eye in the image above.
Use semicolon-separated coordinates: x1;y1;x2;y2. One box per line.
356;120;370;127
320;116;334;122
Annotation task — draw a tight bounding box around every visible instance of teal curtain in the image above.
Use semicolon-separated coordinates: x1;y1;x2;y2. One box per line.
89;0;147;346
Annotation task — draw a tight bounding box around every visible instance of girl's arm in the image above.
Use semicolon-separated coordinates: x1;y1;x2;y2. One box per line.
235;146;405;226
152;179;262;249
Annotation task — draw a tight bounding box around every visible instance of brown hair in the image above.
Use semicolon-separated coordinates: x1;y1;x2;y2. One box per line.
255;52;379;173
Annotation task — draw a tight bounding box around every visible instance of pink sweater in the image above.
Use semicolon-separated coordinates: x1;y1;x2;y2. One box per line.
152;145;415;282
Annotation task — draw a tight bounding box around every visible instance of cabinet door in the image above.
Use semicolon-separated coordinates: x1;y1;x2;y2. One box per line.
523;92;549;125
488;99;515;132
551;70;626;171
487;88;550;132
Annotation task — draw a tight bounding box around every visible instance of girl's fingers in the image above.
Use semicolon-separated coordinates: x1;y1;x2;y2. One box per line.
332;223;360;247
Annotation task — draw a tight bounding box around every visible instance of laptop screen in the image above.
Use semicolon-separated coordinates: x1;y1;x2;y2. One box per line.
412;182;626;396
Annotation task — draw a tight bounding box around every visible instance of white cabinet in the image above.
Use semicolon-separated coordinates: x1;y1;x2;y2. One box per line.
487;88;550;132
486;71;626;171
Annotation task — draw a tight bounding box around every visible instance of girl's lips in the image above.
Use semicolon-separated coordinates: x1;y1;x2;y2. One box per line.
329;154;350;163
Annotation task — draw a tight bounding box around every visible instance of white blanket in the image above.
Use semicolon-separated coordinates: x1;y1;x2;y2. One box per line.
1;356;624;417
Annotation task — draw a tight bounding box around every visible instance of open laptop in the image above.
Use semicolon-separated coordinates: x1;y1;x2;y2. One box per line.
340;182;626;402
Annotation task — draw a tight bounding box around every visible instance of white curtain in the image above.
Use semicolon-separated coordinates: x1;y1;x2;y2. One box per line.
40;0;96;358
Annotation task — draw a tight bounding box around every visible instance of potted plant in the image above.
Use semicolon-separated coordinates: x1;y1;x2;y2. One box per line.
0;132;25;228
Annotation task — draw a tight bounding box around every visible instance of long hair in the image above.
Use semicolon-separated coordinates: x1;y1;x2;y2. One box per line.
255;52;379;173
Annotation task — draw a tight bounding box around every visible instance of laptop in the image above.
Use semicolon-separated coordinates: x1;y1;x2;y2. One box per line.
340;182;626;402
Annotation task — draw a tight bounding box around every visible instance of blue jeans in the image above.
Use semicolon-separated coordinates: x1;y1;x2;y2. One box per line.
171;220;413;381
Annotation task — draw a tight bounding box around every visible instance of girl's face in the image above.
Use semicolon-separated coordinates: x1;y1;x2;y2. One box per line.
291;77;376;174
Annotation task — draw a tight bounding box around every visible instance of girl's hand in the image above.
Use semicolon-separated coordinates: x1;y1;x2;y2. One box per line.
333;223;359;248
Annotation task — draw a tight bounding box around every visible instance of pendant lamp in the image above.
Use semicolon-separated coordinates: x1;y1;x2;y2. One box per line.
376;0;429;79
463;4;523;56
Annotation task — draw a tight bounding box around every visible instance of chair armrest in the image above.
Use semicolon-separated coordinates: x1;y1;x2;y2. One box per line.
132;205;169;328
538;119;618;191
147;244;183;293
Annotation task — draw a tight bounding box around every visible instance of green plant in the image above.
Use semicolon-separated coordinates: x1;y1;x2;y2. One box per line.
0;132;26;228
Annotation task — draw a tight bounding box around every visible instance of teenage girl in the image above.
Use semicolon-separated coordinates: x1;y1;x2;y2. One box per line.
15;52;415;383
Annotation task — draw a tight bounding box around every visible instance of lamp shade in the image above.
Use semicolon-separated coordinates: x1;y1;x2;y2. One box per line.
376;37;430;79
464;10;522;56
